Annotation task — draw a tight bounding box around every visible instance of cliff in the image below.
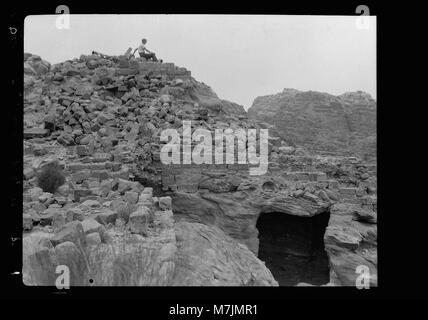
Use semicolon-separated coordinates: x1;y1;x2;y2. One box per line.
248;88;376;160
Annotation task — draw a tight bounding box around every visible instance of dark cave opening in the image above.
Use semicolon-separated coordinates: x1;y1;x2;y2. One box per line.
256;211;330;286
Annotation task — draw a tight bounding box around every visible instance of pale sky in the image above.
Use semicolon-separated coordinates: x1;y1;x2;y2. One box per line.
24;15;376;109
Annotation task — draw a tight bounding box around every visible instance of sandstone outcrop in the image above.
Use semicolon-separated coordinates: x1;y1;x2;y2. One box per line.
248;88;376;161
23;190;277;286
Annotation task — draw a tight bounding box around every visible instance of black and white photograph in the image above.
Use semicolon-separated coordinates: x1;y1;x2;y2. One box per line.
10;4;427;305
19;13;378;289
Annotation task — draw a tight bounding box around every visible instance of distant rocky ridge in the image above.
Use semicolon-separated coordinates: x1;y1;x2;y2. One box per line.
22;52;377;287
248;88;376;160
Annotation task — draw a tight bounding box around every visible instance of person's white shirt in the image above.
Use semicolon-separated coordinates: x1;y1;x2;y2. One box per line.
138;44;146;54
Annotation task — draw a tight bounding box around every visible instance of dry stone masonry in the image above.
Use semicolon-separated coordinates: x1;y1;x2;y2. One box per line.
23;51;377;286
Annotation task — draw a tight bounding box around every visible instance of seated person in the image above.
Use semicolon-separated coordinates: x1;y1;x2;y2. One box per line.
133;38;158;62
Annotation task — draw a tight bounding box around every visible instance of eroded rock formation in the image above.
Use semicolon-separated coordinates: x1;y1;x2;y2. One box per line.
248;88;376;160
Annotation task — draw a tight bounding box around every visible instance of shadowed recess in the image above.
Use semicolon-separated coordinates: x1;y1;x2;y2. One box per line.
256;211;330;286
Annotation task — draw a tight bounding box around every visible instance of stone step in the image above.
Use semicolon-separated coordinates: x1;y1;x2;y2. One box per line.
24;128;49;139
282;171;327;182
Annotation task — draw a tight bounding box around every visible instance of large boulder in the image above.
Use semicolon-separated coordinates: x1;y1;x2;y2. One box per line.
324;203;377;287
172;221;278;286
24;54;51;75
23;211;277;286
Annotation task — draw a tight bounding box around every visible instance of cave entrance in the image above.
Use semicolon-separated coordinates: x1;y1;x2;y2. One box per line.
256;211;330;286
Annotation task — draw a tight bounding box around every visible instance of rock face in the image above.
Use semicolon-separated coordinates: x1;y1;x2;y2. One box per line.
23;192;277;286
324;203;377;286
24;53;51;76
248;89;376;160
23;51;377;287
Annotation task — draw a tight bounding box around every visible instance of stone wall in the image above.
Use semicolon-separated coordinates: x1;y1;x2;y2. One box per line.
115;59;191;80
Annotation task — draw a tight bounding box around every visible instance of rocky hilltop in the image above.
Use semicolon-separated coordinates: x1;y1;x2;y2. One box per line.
248;88;376;160
23;52;377;287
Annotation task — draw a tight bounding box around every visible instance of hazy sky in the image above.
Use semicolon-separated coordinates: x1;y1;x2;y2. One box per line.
24;15;376;109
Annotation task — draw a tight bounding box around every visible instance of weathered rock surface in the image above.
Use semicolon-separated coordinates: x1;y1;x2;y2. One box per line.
248;89;376;160
173;221;277;286
23;198;277;286
324;203;377;286
24;53;51;76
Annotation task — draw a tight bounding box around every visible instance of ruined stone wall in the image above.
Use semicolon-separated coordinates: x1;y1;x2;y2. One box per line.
115;60;191;80
155;142;377;214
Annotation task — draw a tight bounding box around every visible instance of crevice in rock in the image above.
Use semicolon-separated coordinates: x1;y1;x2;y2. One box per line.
256;210;330;286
